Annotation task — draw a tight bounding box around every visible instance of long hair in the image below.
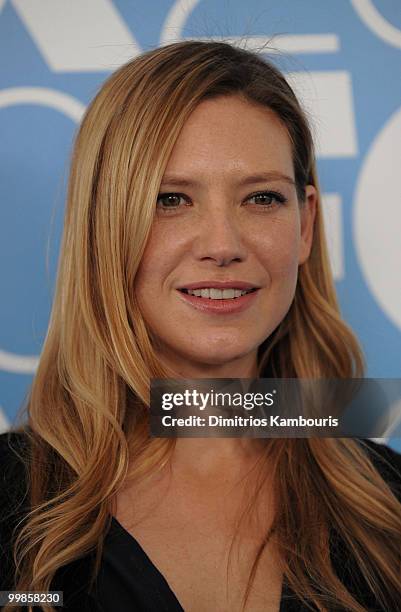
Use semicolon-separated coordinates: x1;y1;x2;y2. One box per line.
7;40;401;611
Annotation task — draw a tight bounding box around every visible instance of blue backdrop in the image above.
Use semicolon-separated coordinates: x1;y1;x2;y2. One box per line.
1;0;400;450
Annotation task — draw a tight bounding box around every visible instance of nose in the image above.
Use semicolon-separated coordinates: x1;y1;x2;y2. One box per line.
192;206;247;267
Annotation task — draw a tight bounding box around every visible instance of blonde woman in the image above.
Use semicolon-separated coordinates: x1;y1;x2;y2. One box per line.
1;40;401;612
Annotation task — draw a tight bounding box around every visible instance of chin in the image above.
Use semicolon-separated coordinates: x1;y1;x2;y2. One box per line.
184;342;255;368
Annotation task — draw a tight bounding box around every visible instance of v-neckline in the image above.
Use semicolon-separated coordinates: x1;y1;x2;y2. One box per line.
106;515;297;611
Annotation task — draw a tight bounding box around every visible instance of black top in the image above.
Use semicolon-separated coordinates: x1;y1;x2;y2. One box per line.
1;431;401;611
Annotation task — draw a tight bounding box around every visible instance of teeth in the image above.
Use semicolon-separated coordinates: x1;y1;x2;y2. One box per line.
210;288;223;299
186;288;252;299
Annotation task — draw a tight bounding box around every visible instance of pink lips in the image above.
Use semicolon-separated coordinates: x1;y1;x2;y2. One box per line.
178;280;259;291
176;287;259;314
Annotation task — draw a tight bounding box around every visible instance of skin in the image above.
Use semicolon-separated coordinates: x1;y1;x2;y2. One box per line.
134;93;317;473
118;95;317;610
135;94;316;383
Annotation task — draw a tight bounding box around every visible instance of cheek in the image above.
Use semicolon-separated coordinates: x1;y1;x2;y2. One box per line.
254;218;300;279
134;225;187;303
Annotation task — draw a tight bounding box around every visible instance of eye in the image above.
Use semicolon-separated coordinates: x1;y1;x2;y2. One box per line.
155;189;289;214
246;190;288;208
156;192;190;212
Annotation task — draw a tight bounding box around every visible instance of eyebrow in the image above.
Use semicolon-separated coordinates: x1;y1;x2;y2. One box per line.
160;171;296;188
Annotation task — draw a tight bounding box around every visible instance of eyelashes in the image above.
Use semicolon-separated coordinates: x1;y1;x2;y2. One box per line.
156;190;289;213
246;190;288;207
156;193;189;210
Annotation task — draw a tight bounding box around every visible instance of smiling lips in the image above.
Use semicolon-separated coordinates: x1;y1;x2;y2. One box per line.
184;287;254;299
177;281;260;314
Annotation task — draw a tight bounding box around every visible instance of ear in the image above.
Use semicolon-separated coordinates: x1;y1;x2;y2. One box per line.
298;185;317;265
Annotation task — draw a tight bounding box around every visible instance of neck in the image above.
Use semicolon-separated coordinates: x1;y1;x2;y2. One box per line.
153;348;263;483
170;436;267;485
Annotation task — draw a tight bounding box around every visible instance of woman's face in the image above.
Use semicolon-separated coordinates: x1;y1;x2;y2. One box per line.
135;95;316;376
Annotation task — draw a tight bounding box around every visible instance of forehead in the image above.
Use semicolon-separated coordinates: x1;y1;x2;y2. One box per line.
163;95;294;181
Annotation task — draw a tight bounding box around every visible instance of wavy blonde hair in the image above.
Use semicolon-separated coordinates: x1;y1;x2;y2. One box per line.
7;40;401;612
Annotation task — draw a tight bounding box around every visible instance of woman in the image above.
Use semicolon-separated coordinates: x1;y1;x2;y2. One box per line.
1;40;401;612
